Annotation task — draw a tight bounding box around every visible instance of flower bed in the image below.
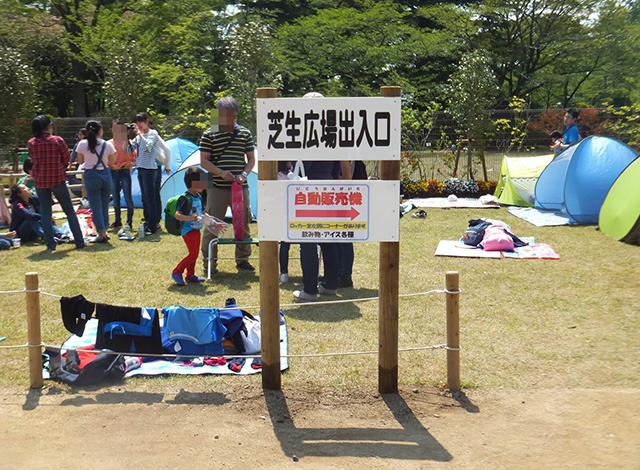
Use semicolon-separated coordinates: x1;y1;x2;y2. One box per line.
403;177;497;199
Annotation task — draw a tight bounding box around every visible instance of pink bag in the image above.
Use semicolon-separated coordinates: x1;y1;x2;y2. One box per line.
481;225;514;251
231;181;244;241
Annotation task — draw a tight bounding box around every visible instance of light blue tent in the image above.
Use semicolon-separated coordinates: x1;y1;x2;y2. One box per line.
117;137;198;208
159;149;259;221
534;136;638;224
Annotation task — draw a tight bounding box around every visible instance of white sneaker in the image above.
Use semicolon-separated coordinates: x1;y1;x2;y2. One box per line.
279;273;289;285
293;290;317;301
318;284;337;295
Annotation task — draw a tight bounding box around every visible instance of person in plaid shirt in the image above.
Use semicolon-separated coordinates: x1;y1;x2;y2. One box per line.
28;115;85;250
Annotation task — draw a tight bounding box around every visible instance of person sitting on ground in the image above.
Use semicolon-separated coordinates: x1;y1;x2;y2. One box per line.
171;167;226;285
17;158;35;192
27;115;85;251
556;108;580;151
0;231;16;250
76;120;117;243
9;184;66;244
550;130;563;154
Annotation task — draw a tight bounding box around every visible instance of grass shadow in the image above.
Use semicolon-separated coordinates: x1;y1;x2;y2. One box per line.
208;269;258;291
26;248;70;261
265;390;452;462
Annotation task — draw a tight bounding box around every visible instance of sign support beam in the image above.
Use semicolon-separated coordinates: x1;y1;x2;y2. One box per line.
257;87;281;391
378;86;401;394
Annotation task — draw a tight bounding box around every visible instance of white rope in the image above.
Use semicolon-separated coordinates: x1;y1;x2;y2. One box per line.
29;288;448;311
38;343;455;360
0;289;26;295
0;342;44;350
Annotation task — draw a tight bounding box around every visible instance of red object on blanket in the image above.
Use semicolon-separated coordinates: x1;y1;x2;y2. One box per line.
76;208;93;229
231;181;244;241
62;345;97;370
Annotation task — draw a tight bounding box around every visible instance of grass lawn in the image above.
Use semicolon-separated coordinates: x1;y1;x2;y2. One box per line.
1;207;639;393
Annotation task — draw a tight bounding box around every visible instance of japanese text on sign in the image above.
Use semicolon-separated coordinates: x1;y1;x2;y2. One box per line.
257;97;401;161
287;183;370;242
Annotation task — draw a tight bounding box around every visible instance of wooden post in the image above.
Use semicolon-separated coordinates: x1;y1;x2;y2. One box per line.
379;86;401;394
446;271;460;392
80;170;87;199
25;272;43;389
257;87;281;391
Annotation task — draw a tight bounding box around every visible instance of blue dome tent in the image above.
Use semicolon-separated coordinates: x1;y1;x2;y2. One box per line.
534;136;638;224
116;137;198;209
159;149;259;222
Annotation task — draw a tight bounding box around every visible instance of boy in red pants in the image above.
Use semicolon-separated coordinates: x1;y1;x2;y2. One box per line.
172;168;224;284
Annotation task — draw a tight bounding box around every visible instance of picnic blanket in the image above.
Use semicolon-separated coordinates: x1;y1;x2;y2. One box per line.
44;316;289;379
405;198;500;209
435;238;560;260
508;207;574;227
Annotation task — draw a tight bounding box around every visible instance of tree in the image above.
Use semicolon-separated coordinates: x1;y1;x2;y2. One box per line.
446;51;497;180
224;18;281;133
0;45;35;170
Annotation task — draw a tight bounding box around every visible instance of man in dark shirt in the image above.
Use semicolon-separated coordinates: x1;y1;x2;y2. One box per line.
198;97;256;273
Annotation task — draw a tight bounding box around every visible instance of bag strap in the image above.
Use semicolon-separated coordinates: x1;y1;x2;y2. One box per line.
292;161;306;179
212;128;239;163
94;142;107;170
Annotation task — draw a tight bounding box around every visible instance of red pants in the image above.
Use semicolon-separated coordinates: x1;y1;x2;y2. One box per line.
173;229;201;278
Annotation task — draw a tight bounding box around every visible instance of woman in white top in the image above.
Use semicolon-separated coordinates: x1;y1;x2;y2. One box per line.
76;120;117;243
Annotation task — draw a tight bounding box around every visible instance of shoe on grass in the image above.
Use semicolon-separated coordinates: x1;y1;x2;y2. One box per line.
171;272;185;285
186;275;205;283
279;273;289;285
337;276;353;288
293;290;317;301
237;261;255;271
318;283;337;295
109;222;122;229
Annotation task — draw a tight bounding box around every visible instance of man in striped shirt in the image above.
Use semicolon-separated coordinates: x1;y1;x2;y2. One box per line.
199;97;256;273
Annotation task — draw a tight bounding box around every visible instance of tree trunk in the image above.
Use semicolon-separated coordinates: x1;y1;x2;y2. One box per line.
467;132;474;180
72;59;88;117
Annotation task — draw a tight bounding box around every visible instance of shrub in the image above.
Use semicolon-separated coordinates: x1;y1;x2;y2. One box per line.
403;177;496;199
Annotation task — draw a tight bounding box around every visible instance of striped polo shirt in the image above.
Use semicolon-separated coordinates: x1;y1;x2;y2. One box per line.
199;124;254;187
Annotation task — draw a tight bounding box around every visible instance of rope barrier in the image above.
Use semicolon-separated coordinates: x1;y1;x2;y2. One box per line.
34;343;456;360
0;342;44;350
3;288;450;310
0;289;27;295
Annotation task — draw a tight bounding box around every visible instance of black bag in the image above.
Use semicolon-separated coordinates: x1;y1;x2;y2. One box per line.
45;347;126;386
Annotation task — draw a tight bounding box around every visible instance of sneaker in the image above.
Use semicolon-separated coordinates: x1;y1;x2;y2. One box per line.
337;276;354;288
171;272;185;285
237;261;255;271
318;283;338;295
293;290;317;301
109;222;123;229
156;224;162;232
412;210;427;219
144;229;154;236
186;275;205;283
279;273;289;285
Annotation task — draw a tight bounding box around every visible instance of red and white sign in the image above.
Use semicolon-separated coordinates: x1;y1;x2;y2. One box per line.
258;180;399;243
287;183;369;241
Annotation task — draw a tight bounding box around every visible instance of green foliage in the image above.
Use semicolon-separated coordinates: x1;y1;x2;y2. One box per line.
493;96;534;153
601;104;640;147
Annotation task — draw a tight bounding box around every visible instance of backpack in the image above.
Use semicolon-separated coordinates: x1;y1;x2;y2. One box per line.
164;193;192;235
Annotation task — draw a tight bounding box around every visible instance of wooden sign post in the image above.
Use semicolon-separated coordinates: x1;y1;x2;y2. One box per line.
378;86;401;394
257;87;281;391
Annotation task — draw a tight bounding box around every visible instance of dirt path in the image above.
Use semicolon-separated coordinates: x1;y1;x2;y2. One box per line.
1;385;638;470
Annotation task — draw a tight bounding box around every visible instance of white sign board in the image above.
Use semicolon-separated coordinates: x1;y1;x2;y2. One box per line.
258;180;399;242
257;97;401;161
